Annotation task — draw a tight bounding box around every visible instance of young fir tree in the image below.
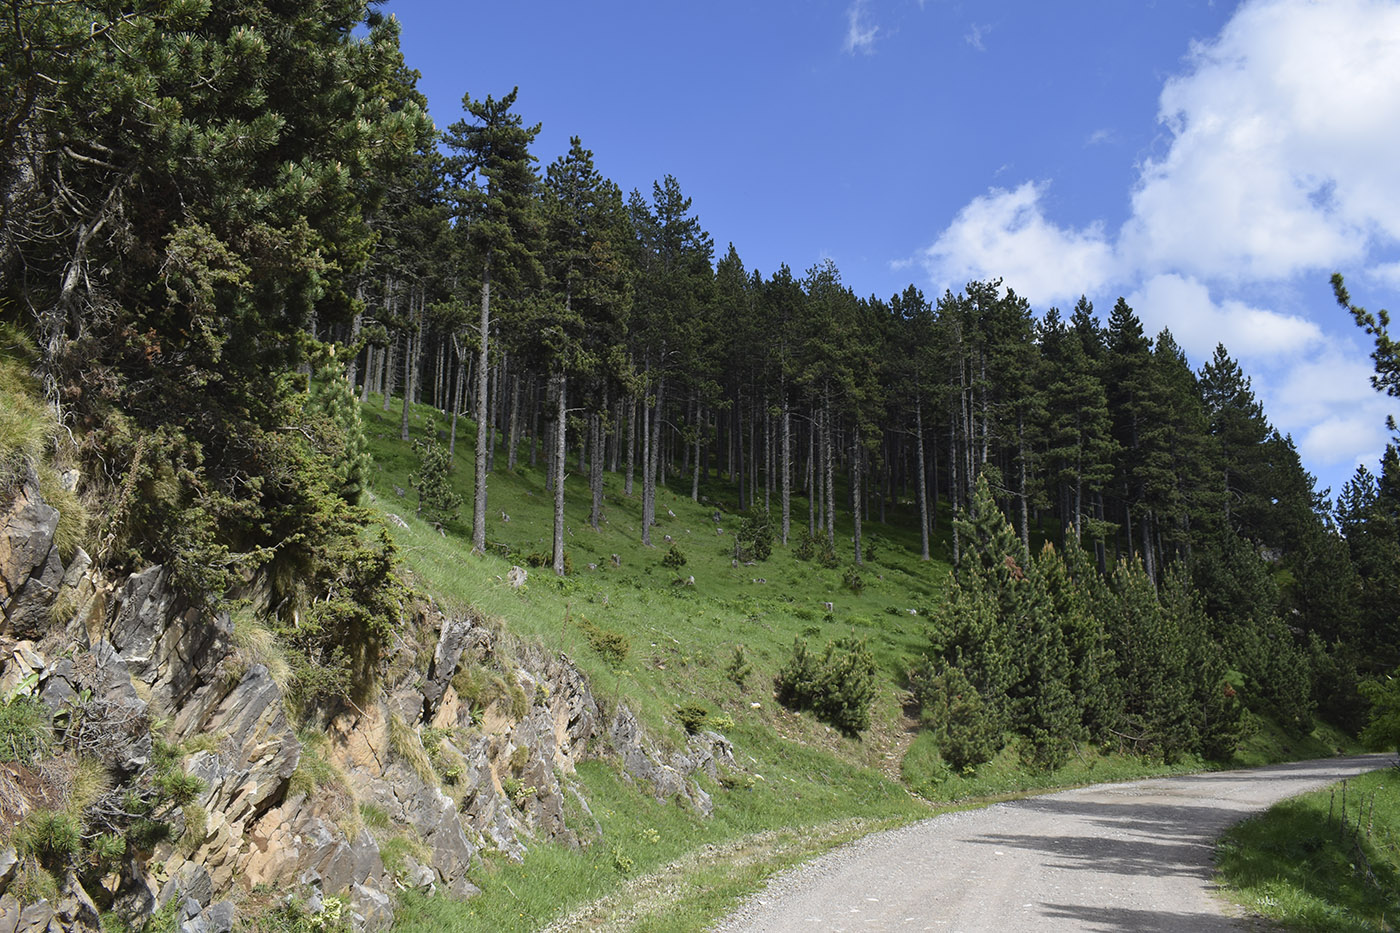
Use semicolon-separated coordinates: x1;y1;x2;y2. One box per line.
306;344;372;505
1016;550;1078;769
1159;566;1242;760
412;420;463;525
1107;557;1194;758
1033;541;1114;744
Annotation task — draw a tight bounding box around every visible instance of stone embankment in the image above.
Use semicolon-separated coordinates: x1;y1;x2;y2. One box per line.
0;468;732;931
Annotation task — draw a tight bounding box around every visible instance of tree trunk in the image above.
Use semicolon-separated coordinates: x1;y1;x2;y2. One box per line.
852;440;864;565
590;399;605;531
644;373;665;544
691;402;702;502
529;376;541;468
1017;410;1031;558
764;405;773;513
1142;511;1156;586
736;394;747;512
553;370;568;576
950;413;961;568
625;393;637;496
486;358;499;474
471;260;492;555
823;395;836;546
448;354;464;459
399;289;422;442
915;395;930;561
359;344;374;403
641;379;653;544
781;404;791;545
807;407;816;537
506;370;521;471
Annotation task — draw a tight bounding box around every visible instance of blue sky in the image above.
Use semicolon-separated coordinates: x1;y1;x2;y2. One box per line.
390;0;1400;502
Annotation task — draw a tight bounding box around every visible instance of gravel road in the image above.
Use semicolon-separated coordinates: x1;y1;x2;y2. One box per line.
712;753;1393;932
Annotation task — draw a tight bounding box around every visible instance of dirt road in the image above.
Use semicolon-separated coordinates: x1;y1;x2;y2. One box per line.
712;754;1392;932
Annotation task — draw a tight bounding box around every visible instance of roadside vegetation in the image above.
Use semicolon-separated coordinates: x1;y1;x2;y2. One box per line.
1217;765;1400;932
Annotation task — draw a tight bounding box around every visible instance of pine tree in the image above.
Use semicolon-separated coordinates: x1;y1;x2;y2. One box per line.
1041;309;1117;545
1107;557;1193;757
1160;566;1242;759
442;87;543;555
412;420;463;525
537;137;631;574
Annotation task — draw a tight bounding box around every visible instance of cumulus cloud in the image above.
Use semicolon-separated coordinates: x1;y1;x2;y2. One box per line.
1120;0;1400;282
844;1;879;55
922;0;1400;295
920;181;1114;307
1126;273;1322;361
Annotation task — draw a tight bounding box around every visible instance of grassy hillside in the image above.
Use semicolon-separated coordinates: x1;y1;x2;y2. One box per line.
360;396;1360;932
363;398;941;931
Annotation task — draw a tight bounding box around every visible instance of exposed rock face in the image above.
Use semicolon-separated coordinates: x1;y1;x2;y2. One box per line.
0;470;63;640
0;479;738;932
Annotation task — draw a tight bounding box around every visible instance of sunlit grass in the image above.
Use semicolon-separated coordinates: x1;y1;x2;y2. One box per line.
1217;767;1400;931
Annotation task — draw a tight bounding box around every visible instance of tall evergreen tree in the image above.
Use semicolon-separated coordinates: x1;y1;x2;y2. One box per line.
442;87;543;555
538;137;631;574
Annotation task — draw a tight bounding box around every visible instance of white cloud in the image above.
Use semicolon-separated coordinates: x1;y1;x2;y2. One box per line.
844;1;879;55
964;22;989;52
919;181;1114;307
1085;128;1115;147
1369;261;1400;289
1126;273;1322;362
1120;0;1400;282
1298;416;1389;474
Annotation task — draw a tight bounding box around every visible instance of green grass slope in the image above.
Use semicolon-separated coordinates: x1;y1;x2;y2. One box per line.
363;399;937;931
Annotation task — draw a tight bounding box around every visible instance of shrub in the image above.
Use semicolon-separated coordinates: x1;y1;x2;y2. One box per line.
501;776;536;808
914;663;1001;773
774;636;878;736
155;771;207;807
662;544;688;571
775;639;819;710
15;810;81;870
1360;667;1400;754
813;636;877;735
795;530;838;568
577;618;630;668
842;566;864;594
676;702;709;735
735;509;773;562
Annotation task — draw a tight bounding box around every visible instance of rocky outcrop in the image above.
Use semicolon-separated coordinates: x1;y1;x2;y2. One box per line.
0;470;63;640
0;478;740;932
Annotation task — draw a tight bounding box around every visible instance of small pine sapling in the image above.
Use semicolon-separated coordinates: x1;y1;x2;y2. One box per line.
411;418;463;524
